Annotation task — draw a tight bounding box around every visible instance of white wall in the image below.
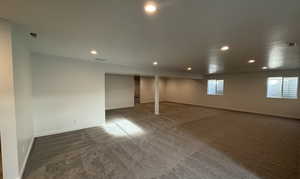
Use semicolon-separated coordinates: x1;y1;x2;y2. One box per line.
140;77;155;103
11;26;34;176
105;74;134;110
31;55;105;137
140;77;166;103
165;70;300;119
31;53;202;137
0;19;20;179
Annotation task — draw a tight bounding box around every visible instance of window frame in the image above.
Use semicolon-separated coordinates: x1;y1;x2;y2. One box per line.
207;79;224;96
266;76;299;99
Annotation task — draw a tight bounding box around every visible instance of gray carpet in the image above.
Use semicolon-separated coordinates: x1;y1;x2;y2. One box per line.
24;103;300;179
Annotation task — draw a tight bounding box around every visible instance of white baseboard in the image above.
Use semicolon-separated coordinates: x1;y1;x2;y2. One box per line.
35;123;103;138
140;100;166;104
106;104;135;110
18;137;35;179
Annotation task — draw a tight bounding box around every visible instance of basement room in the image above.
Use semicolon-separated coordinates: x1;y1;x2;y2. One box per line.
0;0;300;179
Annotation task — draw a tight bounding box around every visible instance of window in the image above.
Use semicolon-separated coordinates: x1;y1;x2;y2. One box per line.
267;77;298;99
208;79;224;95
267;77;282;98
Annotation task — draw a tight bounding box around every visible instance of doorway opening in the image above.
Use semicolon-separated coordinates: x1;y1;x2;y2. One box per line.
134;76;140;104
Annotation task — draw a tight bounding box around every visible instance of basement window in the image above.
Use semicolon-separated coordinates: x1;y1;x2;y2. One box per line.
207;79;224;95
267;77;298;99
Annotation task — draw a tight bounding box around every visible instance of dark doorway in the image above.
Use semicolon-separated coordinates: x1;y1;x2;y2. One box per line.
134;76;140;104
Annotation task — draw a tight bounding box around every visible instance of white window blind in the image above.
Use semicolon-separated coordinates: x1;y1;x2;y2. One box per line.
216;80;224;95
267;77;298;99
208;79;224;95
207;80;216;95
283;77;298;99
267;77;282;98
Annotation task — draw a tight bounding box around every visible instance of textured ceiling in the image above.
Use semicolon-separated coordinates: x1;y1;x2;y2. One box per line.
1;0;300;74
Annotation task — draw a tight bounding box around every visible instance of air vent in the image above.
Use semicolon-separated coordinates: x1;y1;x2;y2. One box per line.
95;58;107;62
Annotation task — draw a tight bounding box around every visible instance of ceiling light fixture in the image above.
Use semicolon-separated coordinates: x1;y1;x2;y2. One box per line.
220;46;230;51
153;61;158;66
187;67;192;71
90;50;98;55
144;2;157;14
262;66;268;70
248;59;256;63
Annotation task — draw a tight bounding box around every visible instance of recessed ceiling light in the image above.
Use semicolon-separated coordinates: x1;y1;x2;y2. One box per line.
248;59;256;63
262;66;268;70
220;46;230;51
153;61;158;66
90;50;98;55
144;2;157;14
187;67;192;71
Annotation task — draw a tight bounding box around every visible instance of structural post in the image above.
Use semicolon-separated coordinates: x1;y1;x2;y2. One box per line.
154;75;160;115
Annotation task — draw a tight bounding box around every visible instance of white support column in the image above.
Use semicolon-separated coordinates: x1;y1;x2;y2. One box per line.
154;75;160;115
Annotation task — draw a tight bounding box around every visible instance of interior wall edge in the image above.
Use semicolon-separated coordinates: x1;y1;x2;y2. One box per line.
11;23;35;177
18;137;35;179
0;19;20;179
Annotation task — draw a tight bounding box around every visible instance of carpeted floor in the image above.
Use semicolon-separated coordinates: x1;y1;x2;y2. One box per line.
24;102;300;179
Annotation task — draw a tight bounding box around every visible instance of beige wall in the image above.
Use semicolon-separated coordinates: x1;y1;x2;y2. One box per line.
105;74;134;110
140;77;166;103
165;70;300;119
